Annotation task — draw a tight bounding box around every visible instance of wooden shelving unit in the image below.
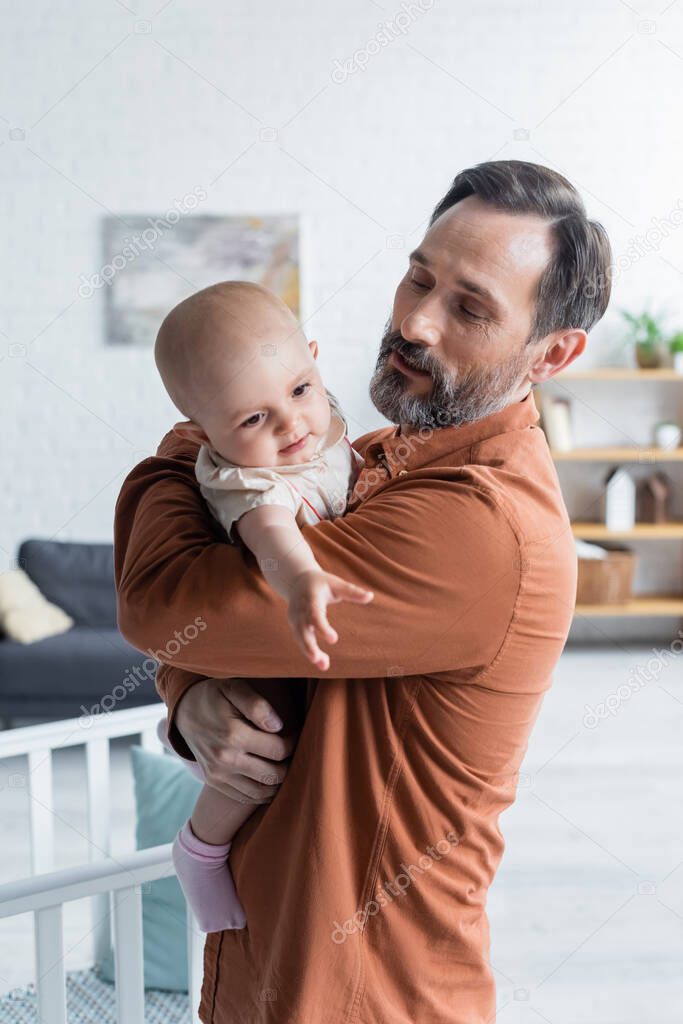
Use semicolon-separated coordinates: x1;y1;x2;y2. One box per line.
572;522;683;540
575;595;683;617
559;368;683;381
552;446;683;461
541;368;683;620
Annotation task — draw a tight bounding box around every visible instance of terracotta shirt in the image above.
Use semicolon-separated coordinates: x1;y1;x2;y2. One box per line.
114;392;577;1024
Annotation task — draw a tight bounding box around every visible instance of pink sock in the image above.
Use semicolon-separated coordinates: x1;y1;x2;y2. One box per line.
156;718;206;782
172;820;246;933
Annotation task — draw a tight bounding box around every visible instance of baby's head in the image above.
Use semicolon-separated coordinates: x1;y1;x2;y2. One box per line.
155;281;331;467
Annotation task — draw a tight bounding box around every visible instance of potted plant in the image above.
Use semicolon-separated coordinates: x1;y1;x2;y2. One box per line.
669;332;683;374
621;310;666;368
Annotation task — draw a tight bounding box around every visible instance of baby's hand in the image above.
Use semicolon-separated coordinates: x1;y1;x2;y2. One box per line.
288;570;374;671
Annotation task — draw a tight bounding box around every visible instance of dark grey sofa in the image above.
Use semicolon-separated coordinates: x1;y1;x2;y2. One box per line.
0;539;161;724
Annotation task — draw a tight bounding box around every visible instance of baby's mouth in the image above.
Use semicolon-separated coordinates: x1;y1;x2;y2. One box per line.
279;433;311;455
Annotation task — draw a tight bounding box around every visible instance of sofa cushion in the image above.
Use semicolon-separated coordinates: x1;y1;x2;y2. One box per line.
0;568;74;644
0;627;158;718
18;540;117;628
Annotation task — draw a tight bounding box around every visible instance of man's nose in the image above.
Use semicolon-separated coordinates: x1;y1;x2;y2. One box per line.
400;306;441;347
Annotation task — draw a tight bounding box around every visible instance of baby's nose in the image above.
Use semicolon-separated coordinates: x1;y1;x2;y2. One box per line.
277;413;300;434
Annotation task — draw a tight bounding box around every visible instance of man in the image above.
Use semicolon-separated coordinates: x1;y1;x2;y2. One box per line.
115;160;612;1023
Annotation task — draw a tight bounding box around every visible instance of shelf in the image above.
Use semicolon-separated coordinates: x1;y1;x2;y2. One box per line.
552;447;683;461
557;368;683;381
546;370;683;623
574;595;683;617
572;522;683;539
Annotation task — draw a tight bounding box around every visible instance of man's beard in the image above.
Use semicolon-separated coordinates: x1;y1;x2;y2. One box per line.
368;324;531;429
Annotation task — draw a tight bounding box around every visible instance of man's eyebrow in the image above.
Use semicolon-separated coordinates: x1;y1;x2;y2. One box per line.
409;247;431;267
408;247;505;313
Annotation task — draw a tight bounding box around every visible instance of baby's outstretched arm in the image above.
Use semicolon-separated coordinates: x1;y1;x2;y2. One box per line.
237;505;373;670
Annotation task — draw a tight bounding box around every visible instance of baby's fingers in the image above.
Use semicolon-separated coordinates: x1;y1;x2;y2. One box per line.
300;623;330;672
311;598;338;646
331;578;374;605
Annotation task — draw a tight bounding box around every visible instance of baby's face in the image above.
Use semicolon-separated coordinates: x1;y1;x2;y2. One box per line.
203;338;332;468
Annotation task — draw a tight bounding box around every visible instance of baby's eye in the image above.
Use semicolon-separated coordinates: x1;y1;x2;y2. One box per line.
240;412;264;428
292;381;311;398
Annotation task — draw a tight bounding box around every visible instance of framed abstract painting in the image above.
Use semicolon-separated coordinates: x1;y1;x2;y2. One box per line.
101;213;301;347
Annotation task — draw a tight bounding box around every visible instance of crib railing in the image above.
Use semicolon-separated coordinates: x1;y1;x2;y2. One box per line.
0;704;204;1024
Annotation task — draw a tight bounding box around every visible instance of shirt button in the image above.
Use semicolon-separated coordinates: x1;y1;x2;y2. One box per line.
398;469;408;477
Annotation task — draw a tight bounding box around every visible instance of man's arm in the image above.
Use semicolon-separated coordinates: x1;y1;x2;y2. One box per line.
115;431;521;683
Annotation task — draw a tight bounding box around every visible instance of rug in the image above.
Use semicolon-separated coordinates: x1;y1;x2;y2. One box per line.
0;968;192;1022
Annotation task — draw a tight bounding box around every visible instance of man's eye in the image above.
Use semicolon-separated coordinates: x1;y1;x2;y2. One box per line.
240;412;263;428
292;382;311;397
461;305;486;321
409;274;430;291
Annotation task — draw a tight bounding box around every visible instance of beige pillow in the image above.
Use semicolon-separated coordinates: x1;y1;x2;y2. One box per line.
0;568;74;644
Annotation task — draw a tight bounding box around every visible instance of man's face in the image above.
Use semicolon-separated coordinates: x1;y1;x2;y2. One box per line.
369;195;555;428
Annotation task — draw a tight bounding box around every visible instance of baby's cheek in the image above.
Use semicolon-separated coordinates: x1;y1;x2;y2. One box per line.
232;433;264;466
242;435;271;465
314;396;333;435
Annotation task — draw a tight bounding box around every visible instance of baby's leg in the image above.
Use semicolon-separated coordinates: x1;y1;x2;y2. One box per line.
172;785;250;933
189;780;254;844
156;721;250;931
171;678;304;933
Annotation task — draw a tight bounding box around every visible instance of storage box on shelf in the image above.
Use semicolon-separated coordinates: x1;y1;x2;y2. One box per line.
576;547;636;606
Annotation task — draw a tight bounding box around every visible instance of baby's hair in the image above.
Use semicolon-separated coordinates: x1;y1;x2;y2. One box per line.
155;280;301;424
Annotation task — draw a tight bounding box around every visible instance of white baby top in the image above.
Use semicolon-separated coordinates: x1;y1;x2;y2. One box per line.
195;392;364;540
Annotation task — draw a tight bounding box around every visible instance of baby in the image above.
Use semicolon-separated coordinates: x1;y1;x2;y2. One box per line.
153;280;374;933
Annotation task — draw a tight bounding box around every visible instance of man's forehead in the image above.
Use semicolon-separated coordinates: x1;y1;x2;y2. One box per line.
422;198;554;282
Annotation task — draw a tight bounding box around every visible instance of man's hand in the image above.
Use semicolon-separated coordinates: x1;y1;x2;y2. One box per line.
174;677;296;803
288;570;374;671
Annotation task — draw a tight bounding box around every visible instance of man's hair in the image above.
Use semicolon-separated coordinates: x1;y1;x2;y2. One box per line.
429;160;612;343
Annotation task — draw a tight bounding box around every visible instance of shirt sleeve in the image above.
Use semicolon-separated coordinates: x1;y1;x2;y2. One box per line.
196;447;302;540
200;474;302;540
114;432;523;722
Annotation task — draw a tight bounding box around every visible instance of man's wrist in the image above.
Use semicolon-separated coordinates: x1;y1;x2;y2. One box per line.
167;682;201;761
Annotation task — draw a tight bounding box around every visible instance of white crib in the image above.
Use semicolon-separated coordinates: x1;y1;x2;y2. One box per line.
0;704;204;1024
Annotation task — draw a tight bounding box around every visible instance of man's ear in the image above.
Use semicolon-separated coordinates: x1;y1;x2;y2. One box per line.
308;339;319;359
527;329;587;384
172;420;210;445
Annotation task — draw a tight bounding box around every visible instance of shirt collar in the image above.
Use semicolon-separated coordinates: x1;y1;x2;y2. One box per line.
360;391;540;476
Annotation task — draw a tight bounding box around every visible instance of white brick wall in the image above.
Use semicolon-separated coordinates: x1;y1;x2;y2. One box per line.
2;0;683;637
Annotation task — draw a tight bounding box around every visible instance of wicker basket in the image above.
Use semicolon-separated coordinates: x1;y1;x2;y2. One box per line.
576;546;636;605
